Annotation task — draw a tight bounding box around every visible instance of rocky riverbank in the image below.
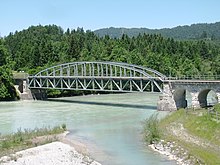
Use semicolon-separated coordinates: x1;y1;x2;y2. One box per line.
0;131;101;165
149;140;201;165
0;141;101;165
149;108;220;165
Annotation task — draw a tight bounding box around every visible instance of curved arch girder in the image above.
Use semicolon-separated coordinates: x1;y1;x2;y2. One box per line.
33;61;166;79
28;61;165;93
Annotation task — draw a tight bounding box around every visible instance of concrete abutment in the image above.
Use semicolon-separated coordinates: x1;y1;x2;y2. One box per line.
14;78;47;100
14;79;33;100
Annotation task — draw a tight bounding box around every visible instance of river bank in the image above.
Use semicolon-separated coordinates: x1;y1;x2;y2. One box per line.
0;141;101;165
0;130;101;165
149;140;200;165
149;108;220;165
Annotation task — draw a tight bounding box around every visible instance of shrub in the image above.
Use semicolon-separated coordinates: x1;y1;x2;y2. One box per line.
1;140;11;149
143;113;161;144
61;124;67;131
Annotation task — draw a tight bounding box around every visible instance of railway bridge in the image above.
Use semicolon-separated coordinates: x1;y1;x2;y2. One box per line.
26;61;220;111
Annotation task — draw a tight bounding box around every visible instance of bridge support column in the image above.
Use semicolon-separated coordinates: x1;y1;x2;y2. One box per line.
191;92;200;108
157;94;177;111
31;89;47;100
14;79;33;100
157;82;177;111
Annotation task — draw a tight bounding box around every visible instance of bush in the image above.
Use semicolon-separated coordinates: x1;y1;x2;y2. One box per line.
143;113;161;144
61;124;67;131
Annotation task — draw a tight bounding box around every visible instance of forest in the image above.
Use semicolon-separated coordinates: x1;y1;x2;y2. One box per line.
0;24;220;100
95;22;220;40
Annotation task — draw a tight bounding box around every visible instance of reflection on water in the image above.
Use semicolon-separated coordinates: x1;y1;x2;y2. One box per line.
0;93;176;165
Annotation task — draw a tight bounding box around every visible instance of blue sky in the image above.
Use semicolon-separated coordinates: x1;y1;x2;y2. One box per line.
0;0;220;36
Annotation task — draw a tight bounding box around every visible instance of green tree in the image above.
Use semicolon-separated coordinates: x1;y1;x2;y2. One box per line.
0;41;8;66
200;31;208;39
0;66;17;100
109;45;129;62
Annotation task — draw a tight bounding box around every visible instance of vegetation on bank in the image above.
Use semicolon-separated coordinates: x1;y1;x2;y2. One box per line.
143;113;161;144
144;106;220;164
0;124;67;158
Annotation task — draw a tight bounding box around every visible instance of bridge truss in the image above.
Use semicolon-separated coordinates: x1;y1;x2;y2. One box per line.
28;62;166;93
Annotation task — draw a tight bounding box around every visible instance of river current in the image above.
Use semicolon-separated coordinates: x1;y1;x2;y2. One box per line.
0;93;176;165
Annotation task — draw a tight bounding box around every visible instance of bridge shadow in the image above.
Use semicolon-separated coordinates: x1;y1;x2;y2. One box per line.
46;98;157;110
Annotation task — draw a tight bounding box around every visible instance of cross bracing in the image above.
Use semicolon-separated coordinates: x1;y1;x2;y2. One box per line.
28;61;166;93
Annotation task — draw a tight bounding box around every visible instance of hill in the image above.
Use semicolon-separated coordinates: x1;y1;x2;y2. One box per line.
94;22;220;40
1;24;220;99
3;24;220;76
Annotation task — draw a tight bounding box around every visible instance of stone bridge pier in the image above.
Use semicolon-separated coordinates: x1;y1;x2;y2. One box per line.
14;78;33;100
158;80;220;111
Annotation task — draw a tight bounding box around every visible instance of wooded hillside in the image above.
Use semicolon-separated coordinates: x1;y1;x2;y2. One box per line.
3;25;220;76
1;24;220;99
94;22;220;40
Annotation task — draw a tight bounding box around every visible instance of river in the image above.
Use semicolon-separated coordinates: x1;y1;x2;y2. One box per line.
0;93;176;165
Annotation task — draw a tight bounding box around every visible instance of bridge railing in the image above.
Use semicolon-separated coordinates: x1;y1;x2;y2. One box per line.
167;75;220;80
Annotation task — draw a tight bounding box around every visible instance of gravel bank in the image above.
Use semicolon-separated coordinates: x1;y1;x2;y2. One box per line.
0;141;101;165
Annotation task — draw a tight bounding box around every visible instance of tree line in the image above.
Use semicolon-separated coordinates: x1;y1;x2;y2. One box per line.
1;24;220;100
0;39;17;100
94;22;220;40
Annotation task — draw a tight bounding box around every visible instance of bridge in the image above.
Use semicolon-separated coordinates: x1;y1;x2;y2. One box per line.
27;61;220;111
28;61;165;93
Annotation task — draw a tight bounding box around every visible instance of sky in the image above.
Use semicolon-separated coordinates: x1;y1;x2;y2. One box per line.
0;0;220;37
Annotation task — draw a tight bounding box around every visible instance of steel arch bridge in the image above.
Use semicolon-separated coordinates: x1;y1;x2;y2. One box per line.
28;61;166;93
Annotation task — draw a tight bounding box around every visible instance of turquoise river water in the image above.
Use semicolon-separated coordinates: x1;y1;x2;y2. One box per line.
0;93;176;165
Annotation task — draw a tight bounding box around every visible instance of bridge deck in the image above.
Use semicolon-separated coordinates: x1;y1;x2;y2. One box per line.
166;80;220;83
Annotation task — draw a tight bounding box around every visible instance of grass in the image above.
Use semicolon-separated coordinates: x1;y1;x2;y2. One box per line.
159;108;186;126
0;124;67;157
157;108;220;164
184;112;220;145
143;113;161;144
214;103;220;113
170;135;220;165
